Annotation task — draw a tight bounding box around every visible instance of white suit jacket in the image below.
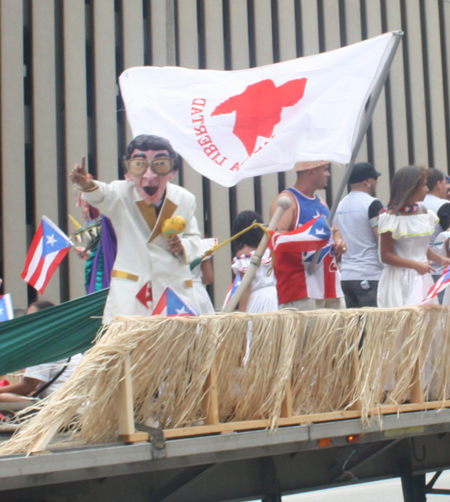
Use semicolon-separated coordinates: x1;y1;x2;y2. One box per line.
83;180;201;323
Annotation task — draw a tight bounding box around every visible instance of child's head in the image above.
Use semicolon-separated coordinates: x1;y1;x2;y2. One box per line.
388;165;427;210
26;300;54;315
231;211;264;255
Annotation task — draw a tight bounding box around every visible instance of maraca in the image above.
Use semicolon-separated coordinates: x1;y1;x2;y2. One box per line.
161;216;186;237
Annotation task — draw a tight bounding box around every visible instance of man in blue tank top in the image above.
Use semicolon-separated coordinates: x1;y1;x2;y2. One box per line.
270;162;346;310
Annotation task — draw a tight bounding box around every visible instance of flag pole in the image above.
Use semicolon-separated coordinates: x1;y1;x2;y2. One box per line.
222;196;291;313
308;30;404;274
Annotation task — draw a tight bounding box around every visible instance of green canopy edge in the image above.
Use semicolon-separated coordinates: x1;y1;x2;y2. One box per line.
0;289;108;376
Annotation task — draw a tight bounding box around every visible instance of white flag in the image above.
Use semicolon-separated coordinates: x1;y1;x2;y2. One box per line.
119;32;396;187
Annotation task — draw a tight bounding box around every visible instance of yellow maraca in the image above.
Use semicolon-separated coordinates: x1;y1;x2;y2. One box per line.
161;216;186;237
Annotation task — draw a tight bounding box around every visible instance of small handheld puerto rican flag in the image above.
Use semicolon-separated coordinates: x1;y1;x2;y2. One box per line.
269;216;331;254
152;287;198;316
0;294;14;322
21;216;73;294
422;265;450;303
222;274;242;308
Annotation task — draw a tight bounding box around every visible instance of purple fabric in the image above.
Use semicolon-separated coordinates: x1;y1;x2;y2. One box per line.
86;217;117;294
101;217;117;289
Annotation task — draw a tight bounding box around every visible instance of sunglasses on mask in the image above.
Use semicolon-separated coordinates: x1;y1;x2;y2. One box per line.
125;156;175;177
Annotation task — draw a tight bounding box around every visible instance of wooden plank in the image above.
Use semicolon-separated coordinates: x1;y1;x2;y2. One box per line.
163;400;450;439
117;354;136;436
280;378;293;418
119;432;149;444
0;0;28;310
203;360;220;426
63;0;89;300
347;334;361;411
30;418;64;454
93;0;118;183
409;356;425;404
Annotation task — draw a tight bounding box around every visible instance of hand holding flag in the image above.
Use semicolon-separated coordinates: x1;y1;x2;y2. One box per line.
422;265;450;303
21;216;73;294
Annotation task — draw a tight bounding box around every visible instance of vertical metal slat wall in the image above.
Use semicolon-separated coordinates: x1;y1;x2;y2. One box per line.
0;0;450;312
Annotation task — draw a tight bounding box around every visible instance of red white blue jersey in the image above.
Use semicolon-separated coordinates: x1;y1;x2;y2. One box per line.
275;187;343;303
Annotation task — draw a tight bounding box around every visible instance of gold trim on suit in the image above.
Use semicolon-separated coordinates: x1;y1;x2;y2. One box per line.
111;270;139;282
136;198;178;243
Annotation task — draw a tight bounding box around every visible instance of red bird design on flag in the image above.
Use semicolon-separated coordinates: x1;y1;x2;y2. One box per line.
211;78;307;155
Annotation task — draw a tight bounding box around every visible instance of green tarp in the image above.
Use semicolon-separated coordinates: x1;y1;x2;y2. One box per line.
0;289;108;376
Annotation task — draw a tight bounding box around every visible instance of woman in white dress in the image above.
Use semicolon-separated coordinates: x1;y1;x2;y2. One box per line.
230;211;278;313
378;166;450;307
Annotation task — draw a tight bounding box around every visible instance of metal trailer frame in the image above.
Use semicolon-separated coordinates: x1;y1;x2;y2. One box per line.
2;410;450;501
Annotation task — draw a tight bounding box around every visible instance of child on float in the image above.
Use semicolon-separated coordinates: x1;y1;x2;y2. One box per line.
230;211;278;313
228;211;278;365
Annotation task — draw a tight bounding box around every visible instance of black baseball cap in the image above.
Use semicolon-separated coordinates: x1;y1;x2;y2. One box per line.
349;162;381;184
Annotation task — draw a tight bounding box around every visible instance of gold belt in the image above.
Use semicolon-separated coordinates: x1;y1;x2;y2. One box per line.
111;270;139;282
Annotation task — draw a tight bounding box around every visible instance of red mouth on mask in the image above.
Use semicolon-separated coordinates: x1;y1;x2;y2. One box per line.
143;186;158;197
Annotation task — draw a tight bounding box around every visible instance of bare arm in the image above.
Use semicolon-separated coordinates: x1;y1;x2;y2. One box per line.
372;225;379;242
201;259;214;285
0;377;41;397
270;193;296;232
380;231;435;275
69;157;96;191
427;247;450;268
331;225;346;255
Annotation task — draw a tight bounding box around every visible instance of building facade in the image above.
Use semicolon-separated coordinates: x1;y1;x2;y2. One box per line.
1;0;450;310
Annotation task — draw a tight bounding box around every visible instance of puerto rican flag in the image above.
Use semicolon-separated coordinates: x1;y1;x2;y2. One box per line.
153;287;198;316
21;216;73;294
222;274;242;308
422;265;450;303
269;216;331;253
0;294;14;322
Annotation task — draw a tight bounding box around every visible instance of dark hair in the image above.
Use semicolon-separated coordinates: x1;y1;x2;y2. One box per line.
426;167;444;191
231;211;264;255
28;300;54;311
122;134;180;174
388;165;427;211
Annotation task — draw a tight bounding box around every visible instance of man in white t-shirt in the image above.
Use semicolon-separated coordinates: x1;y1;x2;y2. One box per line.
334;162;384;308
